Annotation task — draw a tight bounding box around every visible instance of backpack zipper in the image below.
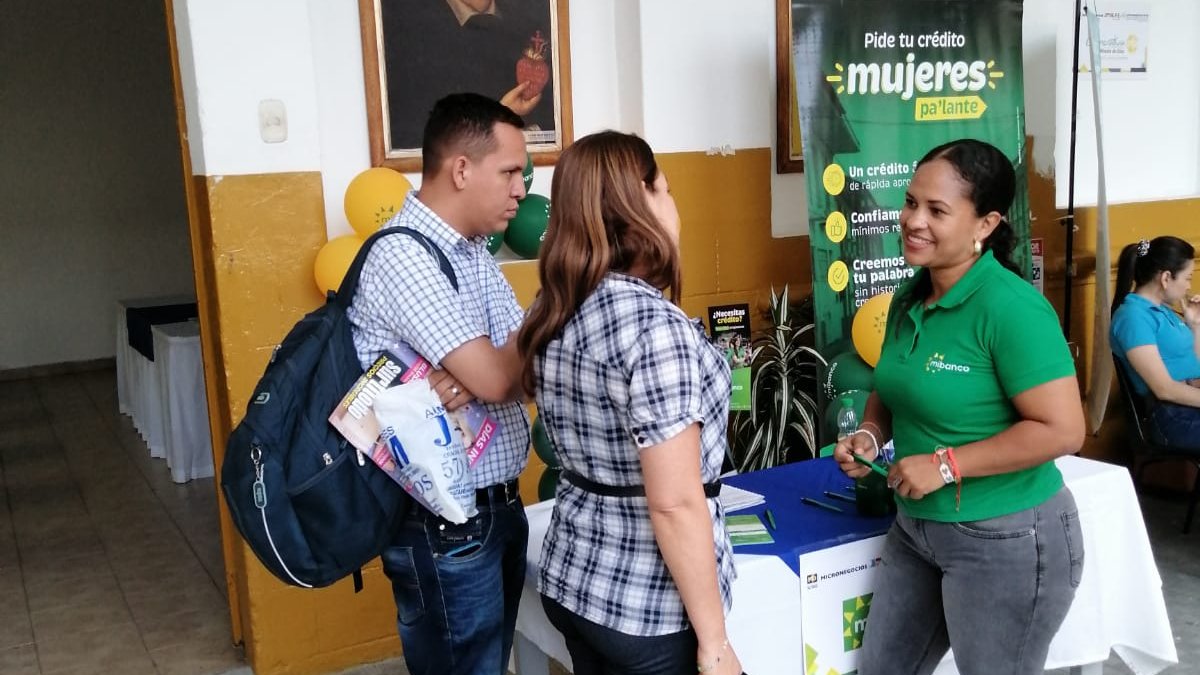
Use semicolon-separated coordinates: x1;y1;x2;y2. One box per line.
250;442;313;589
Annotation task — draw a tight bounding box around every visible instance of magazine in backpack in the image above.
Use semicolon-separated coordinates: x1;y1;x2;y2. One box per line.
329;342;500;524
220;227;455;590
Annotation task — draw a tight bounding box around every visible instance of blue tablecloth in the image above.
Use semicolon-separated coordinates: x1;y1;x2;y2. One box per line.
724;457;894;575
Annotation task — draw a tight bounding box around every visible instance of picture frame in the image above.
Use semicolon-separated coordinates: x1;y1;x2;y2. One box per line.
775;0;804;173
358;0;573;172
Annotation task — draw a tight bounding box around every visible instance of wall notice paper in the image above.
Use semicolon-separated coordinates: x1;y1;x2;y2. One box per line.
1031;238;1045;294
1076;2;1149;76
726;514;774;546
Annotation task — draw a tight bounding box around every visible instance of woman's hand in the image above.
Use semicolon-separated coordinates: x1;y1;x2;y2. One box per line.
1183;294;1200;328
833;432;878;479
886;454;947;500
427;369;473;411
697;638;743;675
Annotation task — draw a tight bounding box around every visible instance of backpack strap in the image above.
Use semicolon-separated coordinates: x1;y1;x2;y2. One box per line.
335;225;460;308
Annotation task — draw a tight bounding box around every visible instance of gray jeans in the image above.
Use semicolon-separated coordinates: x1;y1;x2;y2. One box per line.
860;487;1084;675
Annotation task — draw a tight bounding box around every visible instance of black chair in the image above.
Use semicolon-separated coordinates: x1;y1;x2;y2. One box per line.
1112;355;1200;534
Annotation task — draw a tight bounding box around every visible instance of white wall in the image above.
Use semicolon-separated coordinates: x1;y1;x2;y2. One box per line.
177;0;323;176
0;0;194;370
173;1;1199;251
1052;0;1200;206
175;0;810;236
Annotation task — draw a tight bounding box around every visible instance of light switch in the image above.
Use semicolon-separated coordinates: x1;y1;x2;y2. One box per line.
258;99;287;143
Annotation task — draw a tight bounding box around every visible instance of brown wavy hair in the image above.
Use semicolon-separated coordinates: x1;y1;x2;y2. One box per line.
517;131;682;394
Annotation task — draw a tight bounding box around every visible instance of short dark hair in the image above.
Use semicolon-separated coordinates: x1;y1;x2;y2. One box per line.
421;93;525;178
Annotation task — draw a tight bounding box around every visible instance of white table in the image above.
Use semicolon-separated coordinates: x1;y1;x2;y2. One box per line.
151;321;214;483
514;456;1178;675
116;295;197;459
115;295;195;416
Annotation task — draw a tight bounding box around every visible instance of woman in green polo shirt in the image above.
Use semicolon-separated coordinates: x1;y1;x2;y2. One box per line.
833;139;1086;675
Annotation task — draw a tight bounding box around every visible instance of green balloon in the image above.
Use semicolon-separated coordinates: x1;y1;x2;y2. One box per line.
823;389;870;439
537;467;561;502
531;415;556;467
523;153;534;192
505;193;550;259
486;232;504;255
824;351;875;399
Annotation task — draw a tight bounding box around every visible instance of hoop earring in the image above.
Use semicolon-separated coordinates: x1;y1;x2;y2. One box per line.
973;240;982;255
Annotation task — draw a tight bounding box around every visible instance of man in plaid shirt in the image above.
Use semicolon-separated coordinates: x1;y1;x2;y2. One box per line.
348;93;530;675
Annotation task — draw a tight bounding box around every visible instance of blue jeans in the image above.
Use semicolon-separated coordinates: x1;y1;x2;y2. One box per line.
1151;402;1200;449
381;486;528;675
859;487;1084;675
541;596;699;675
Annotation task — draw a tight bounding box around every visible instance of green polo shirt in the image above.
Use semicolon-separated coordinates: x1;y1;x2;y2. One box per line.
874;251;1076;522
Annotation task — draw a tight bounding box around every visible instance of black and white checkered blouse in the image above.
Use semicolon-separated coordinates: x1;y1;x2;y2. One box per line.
348;194;529;488
535;272;735;636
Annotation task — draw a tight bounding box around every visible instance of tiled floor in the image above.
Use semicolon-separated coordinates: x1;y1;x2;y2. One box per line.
0;367;1195;674
0;370;238;675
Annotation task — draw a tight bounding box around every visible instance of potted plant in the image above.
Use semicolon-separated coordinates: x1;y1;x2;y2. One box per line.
728;287;826;472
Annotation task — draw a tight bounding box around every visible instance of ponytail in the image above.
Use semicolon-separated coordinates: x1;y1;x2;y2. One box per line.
1111;243;1140;317
983;217;1021;277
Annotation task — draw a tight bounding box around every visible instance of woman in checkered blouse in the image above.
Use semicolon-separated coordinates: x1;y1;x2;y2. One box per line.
517;131;742;675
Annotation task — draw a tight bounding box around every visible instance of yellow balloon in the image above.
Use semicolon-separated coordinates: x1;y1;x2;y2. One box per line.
344;168;413;239
314;235;364;295
851;291;893;367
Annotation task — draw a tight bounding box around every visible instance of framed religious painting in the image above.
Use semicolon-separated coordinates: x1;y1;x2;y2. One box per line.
359;0;573;172
775;0;804;173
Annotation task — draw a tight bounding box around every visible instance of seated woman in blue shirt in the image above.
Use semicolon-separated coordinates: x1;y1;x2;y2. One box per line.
517;131;742;675
1110;235;1200;448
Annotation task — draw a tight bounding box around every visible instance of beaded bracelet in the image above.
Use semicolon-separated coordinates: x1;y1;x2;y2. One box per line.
933;446;963;511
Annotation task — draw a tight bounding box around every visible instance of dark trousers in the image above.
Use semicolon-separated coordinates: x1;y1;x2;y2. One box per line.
542;595;700;675
381;489;528;675
1151;401;1200;449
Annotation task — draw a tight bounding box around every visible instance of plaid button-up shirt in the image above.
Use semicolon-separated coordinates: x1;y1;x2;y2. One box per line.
348;193;529;488
535;273;735;636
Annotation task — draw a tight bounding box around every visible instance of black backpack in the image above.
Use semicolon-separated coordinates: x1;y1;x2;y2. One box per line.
221;226;457;590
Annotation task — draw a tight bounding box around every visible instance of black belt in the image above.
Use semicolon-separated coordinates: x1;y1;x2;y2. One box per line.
476;478;520;506
561;469;722;499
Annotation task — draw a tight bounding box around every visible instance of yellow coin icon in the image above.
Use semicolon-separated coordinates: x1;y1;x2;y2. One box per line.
823;163;846;196
828;260;850;292
825;212;848;243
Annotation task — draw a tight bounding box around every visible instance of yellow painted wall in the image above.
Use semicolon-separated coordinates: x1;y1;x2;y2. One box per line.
195;148;810;674
195;173;400;675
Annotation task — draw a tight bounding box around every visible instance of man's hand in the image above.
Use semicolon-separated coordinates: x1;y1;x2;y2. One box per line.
428;369;473;411
500;81;542;116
